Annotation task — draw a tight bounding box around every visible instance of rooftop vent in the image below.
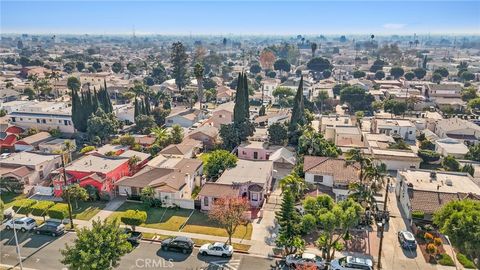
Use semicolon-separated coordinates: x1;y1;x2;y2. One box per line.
445;178;453;186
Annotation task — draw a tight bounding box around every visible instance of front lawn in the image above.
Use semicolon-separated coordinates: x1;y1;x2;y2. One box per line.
108;202;192;231
182;211;252;240
71;200;107;220
0;192;26;209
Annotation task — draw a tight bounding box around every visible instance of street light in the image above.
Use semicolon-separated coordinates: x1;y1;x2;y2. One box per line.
10;192;40;270
445;235;458;270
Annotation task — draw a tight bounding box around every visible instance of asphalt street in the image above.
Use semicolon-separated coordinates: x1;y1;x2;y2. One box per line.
0;229;285;270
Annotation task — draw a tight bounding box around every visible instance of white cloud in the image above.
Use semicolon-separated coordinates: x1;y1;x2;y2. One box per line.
383;23;407;30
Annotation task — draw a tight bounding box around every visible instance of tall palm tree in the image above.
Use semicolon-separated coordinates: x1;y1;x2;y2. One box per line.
151;126;170;147
279;173;306;202
63;140;76;163
345;149;371;182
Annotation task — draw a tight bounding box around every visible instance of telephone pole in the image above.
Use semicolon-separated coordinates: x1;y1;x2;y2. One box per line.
377;177;390;269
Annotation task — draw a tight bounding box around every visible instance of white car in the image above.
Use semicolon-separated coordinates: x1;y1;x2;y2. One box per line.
199;242;233;257
285;252;325;269
4;217;37;232
330;256;373;270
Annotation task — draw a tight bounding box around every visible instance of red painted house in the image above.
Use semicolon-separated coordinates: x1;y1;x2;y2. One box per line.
53;154;131;197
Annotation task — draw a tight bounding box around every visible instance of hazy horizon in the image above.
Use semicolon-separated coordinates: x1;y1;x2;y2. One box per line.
1;1;479;35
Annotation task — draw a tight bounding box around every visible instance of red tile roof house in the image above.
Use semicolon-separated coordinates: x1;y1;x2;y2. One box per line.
303;156;361;201
198;159;273;212
0;133;17;153
52;153;139;197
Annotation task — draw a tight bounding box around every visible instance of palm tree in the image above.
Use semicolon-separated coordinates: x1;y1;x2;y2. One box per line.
194;63;205;108
279;173;306;201
317;90;329;114
63;140;76;163
151;126;170;147
345;149;371;182
311;42;318;58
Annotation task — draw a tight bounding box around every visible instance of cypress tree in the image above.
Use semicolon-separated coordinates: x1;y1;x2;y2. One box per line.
144;96;150;115
134;98;139;118
71;88;80;131
288;76;305;145
233;72;245;125
243;73;250;119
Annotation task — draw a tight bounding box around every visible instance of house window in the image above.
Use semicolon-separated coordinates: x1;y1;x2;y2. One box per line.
11;117;15;122
36;119;40;123
42;119;46;124
64;120;69;125
409;131;413;134
314;175;324;183
253;152;258;160
167;120;173;123
204;197;209;206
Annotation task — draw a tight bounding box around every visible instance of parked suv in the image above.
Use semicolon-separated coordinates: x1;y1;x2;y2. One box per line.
4;217;37;232
398;230;417;249
161;236;194;254
330;256;373;270
34;222;65;237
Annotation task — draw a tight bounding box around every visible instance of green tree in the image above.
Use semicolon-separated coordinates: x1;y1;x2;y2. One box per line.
170;42;188;90
111;62;122;73
279;173;306;202
87;109;119;143
121;210;147;231
219;124;240;151
203;150;237;179
268;122;288;145
433;199;480;260
353;70;366;79
298;129;341;157
468;98;480;110
466;144;480;161
432;73;443;83
461;71;475;82
323;69;332;78
369;59;386;72
47;203;69;220
249;64;261;74
317;90;330;114
461;164;475;177
12;199;36;216
434;67;449;78
275;189;304;255
311;42;318;58
418;150;441;164
442;155;460;171
67;77;81;92
134;115;156;135
0;177;25;193
461;87;478;102
64;184;89;209
208;197;250;245
61;219;132;270
170;124;184;144
383;99;407;116
375;70;385;80
390;66;405;79
289;76;306;145
339;86;374;112
404;72;415;81
140;186;155;206
315;198;363;262
274;59;291;73
194;62;205;105
151;64;167;84
413;68;427;79
307;57;332;72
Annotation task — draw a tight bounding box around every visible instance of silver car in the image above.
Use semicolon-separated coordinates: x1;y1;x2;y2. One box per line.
285;252;325;269
330;256;373;270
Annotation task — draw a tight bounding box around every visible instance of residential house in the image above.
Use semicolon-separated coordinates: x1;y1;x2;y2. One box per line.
395;169;480;222
324;126;364;148
186;125;218;150
435;138;469;159
198;159;273;210
372;119;417;141
0;151;61;186
425;83;462;98
254;110;290;127
38;138;76;154
159;138;202;158
280;78;313;100
165;108;203;128
132;134;156;148
216;85;235;103
303;156;360;201
319;115;353;133
0;133;17;153
0;89;21;104
15;132;52;152
210;102;234;128
261;78;280;99
434;118;480;145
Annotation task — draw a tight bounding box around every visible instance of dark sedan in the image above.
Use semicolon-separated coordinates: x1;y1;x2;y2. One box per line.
34;222;65;237
161;236;194;254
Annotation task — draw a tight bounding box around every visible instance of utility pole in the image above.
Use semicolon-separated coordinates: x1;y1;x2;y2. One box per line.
61;153;75;229
377;177;390;269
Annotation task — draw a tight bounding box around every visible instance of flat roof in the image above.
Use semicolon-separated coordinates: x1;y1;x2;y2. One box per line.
0;152;60;166
217;159;272;185
66;155;128;173
399;169;480;194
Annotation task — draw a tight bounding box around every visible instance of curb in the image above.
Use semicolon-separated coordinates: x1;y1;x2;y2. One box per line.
140;237;253;255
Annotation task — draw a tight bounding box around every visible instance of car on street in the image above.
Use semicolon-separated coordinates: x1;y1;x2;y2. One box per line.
161;236;194;254
285;252;325;269
330;256;373;270
34;222;65;236
398;230;417;249
124;228;142;245
4;217;37;232
199;242;233;257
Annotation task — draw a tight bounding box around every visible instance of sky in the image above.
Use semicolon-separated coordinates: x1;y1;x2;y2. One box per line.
1;1;479;35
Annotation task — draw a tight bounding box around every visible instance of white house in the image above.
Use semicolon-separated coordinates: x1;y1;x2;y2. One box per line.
373;119;416;141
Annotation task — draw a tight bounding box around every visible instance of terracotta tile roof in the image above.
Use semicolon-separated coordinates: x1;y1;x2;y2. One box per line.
160;144;194;156
408;189;461;214
303;156;360;184
198;182;240;198
134;136;156;146
5;126;24;134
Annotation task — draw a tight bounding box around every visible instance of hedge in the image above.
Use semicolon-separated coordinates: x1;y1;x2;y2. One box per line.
456;253;476;269
121;210;147;231
12;199;37;216
418;150;440;163
30;201;55;219
438;253;455;266
411;210;425;219
47;203;69;220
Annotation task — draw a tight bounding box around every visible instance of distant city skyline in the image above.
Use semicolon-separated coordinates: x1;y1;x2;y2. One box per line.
1;1;479;35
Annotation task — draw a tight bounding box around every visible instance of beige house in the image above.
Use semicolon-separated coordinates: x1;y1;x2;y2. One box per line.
210;102;234;128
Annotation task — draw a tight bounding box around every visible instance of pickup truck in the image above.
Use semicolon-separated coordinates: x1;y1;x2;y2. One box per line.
124;228;142;245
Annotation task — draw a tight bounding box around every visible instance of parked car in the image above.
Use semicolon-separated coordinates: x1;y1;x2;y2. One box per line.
285;252;325;269
330;256;373;270
124;228;142;245
161;236;194;254
34;222;65;237
199;242;233;257
4;217;37;232
398;230;417;249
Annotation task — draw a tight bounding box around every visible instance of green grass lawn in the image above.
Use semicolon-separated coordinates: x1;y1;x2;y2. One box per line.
0;192;26;209
182;211;253;240
108;202;192;231
71;200;107;220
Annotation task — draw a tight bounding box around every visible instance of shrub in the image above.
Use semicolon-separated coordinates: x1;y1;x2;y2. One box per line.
456;253;476;269
426;243;437;255
121;210;147;231
30;201;55;220
412;210;425;219
47;203;69;220
418;150;440;163
80;145;95;154
438;253;455;266
99;191;111;201
12;199;37;216
424;232;434;242
433;237;442;246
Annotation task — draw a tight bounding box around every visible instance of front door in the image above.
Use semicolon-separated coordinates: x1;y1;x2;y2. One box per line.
253;152;258;160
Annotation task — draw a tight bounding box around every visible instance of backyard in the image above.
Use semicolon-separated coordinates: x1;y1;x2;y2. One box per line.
108;202;253;240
